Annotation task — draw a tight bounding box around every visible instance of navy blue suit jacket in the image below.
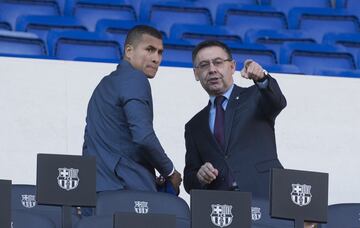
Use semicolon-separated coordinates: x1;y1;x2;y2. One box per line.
183;76;286;198
83;60;173;192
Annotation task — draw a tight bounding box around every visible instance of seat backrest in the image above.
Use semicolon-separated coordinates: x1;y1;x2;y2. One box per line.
12;210;57;228
269;0;331;15
75;215;112;228
319;203;360;228
95;190;190;228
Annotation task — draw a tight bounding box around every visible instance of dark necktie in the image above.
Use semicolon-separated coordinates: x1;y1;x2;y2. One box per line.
214;96;226;149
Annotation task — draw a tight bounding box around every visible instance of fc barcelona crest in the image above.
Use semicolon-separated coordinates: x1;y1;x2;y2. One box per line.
291;183;312;206
21;194;36;208
57;168;80;191
210;204;233;227
251;207;261;221
134;201;149;214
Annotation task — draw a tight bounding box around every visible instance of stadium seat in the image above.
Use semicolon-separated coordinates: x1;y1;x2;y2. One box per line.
170;24;242;45
162;39;195;67
0;15;11;30
16;15;87;43
335;0;360;18
0;0;60;30
319;203;360;227
263;0;332;16
96;20;156;47
65;0;136;31
140;1;212;38
216;4;287;38
12;209;57;228
280;43;356;75
75;215;112;228
0;30;47;57
264;64;303;74
244;29;316;58
47;30;121;62
95;190;190;228
229;43;277;70
288;8;360;43
251;197;294;227
313;68;360;77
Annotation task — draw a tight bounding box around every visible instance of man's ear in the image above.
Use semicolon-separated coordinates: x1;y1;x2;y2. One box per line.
230;60;236;74
124;44;133;59
193;68;200;81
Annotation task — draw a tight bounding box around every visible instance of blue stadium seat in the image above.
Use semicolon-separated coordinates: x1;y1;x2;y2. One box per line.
16;15;87;43
0;30;47;57
0;15;11;30
264;0;332;16
95;190;190;228
140;1;212;38
170;24;242;45
288;8;360;43
244;29;316;58
65;0;136;31
313;68;360;78
96;20;156;47
47;30;121;62
280;43;356;75
162;39;195;67
265;64;303;74
319;203;360;227
251;197;294;227
216;4;287;38
12;210;57;228
229;43;277;70
75;215;112;228
0;0;60;30
335;0;360;18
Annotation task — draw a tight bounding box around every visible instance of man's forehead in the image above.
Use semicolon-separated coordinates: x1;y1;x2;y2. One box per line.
196;46;228;61
139;34;163;48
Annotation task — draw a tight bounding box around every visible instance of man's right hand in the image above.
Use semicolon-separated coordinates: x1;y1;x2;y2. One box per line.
168;170;182;194
196;162;219;185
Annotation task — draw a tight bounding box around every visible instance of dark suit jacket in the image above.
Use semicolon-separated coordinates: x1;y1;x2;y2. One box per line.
183;76;286;198
83;60;173;192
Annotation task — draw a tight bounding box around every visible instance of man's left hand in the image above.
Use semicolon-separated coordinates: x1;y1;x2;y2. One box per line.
240;59;266;82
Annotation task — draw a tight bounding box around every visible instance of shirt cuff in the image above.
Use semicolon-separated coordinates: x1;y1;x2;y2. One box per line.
167;166;175;177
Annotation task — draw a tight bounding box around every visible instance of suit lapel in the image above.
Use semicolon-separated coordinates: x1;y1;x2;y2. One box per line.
224;85;247;153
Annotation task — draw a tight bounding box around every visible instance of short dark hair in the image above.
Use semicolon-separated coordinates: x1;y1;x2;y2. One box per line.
124;25;163;48
192;40;233;63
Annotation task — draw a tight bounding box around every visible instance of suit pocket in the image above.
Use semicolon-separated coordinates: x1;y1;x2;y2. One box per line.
255;159;283;173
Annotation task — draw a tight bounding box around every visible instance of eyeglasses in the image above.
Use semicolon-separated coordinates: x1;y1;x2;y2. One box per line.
194;58;233;71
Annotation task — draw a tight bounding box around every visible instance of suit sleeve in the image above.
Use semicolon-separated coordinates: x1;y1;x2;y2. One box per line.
256;75;287;120
183;123;206;193
120;74;174;177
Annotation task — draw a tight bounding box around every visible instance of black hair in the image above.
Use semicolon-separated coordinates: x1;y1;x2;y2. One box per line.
124;25;163;48
192;40;233;63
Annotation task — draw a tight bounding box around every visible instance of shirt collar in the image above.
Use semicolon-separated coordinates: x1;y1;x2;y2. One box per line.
209;84;234;106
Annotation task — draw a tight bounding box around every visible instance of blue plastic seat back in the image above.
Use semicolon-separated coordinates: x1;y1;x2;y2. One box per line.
280;43;355;75
0;30;47;57
0;15;11;30
230;44;277;70
75;215;113;228
218;4;287;38
319;203;360;227
95;190;190;228
251;197;294;227
170;24;242;46
336;0;360;18
16;15;87;43
68;0;136;31
162;40;195;67
145;1;212;38
12;210;57;228
0;0;60;30
267;0;331;15
323;33;360;62
47;30;121;62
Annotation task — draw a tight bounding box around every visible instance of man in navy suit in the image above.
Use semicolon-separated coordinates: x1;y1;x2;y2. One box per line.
183;40;286;198
83;25;182;194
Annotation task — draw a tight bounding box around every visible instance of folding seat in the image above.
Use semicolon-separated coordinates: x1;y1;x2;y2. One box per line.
265;64;303;74
95;190;190;228
75;215;112;228
16;15;87;43
0;0;60;30
244;29;316;59
335;0;360;18
280;43;356;75
12;210;56;228
0;30;47;57
216;4;287;38
288;8;360;43
313;68;360;78
170;24;242;46
229;43;277;70
64;0;136;31
96;20;156;47
47;30;122;62
161;39;195;67
318;203;360;227
140;1;212;38
263;0;332;16
0;15;11;30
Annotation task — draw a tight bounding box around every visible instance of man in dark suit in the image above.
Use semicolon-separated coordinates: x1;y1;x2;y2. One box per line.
83;25;182;194
183;40;286;198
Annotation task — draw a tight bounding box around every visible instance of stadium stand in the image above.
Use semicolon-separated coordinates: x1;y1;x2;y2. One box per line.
12;209;57;228
75;215;112;228
263;0;333;16
319;203;360;227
